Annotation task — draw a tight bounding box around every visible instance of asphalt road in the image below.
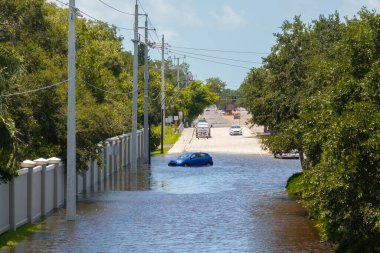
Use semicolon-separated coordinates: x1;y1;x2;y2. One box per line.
168;109;269;155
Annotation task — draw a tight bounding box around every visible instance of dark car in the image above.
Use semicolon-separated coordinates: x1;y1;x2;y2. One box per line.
168;152;213;167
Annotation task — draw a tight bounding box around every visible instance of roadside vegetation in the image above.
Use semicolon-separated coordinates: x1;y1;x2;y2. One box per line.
0;224;41;250
151;124;181;155
240;9;380;252
0;0;217;183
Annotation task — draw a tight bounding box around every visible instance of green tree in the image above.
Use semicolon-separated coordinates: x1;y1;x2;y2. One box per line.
205;77;226;95
240;9;380;250
178;80;218;123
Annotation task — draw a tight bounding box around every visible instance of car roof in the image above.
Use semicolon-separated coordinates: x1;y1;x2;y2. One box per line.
181;152;209;155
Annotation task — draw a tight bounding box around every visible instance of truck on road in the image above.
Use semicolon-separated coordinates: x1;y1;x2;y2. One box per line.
195;120;211;139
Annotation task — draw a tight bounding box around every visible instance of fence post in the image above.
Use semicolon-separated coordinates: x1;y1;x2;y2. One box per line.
34;158;49;216
140;129;144;159
118;138;122;170
126;135;131;165
48;157;61;209
103;141;108;179
123;135;128;168
21;160;36;223
90;158;94;192
127;135;131;165
108;140;113;175
114;139;118;172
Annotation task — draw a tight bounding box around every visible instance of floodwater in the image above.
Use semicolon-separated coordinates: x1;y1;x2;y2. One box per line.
3;154;332;253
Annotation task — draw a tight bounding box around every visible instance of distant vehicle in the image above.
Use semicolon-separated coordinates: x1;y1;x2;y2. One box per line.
196;120;211;138
274;150;300;159
229;125;242;135
233;113;240;119
168;152;213;167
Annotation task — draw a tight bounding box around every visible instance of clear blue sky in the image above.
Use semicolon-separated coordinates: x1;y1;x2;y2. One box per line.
55;0;380;89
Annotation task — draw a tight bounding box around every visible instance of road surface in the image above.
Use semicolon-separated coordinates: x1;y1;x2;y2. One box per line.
168;109;269;155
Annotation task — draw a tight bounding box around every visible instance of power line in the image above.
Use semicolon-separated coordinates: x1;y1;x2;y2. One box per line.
97;0;134;15
53;0;133;31
0;79;68;97
168;45;268;55
169;51;252;70
162;81;191;106
77;9;133;31
169;48;262;64
84;82;135;95
137;0;147;15
136;0;161;42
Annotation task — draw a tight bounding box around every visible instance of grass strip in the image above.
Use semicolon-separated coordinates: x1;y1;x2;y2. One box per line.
0;223;41;250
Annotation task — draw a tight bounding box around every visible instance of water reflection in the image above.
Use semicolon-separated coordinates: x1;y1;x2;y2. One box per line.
2;154;332;253
92;164;151;192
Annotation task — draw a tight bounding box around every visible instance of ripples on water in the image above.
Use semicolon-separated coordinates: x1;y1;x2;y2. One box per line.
3;154;332;253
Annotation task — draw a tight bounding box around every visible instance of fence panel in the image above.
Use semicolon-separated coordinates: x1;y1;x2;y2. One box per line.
0;183;9;234
0;130;144;235
57;163;65;207
32;167;42;221
45;165;55;214
14;169;28;228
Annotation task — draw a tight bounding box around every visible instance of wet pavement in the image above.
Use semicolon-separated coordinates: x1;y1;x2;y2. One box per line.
2;154;332;253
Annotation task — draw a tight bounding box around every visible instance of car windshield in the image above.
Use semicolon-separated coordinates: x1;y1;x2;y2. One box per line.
178;153;191;159
231;126;241;129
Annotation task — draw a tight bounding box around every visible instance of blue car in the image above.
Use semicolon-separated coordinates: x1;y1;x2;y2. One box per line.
168;152;213;167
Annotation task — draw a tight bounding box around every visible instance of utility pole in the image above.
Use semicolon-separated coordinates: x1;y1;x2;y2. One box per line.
143;15;149;164
67;0;76;221
160;34;165;154
176;57;180;91
131;0;139;172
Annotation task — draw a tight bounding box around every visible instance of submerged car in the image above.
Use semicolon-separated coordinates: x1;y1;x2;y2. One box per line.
168;152;213;167
229;125;242;135
274;149;300;159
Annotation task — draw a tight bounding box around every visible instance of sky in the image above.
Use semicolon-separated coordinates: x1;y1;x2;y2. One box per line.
54;0;380;89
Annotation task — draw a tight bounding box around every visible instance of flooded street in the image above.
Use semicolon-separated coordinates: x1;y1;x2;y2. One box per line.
5;153;332;253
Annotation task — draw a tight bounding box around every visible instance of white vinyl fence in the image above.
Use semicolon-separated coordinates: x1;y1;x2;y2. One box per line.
0;130;144;235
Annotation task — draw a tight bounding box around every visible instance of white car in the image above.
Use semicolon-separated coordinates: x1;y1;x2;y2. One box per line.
274;149;300;159
229;125;242;135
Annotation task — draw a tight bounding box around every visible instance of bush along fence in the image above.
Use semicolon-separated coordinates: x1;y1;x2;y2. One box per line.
0;129;145;235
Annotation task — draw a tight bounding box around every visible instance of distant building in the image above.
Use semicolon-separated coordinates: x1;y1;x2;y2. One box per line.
224;104;234;115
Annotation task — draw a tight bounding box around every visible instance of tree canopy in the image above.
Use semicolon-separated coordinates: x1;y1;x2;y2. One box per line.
240;9;380;250
0;0;217;182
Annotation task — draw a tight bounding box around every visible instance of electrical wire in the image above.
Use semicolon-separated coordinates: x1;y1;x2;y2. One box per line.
76;76;135;95
77;9;133;31
160;81;190;106
137;0;147;15
168;50;252;70
0;79;68;97
137;0;161;43
85;82;136;95
53;0;133;31
168;45;268;55
169;48;262;64
97;0;134;15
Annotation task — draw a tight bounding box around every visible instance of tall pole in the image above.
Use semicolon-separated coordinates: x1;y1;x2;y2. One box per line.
131;1;139;172
143;15;149;164
176;57;180;91
67;0;76;221
160;35;165;154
